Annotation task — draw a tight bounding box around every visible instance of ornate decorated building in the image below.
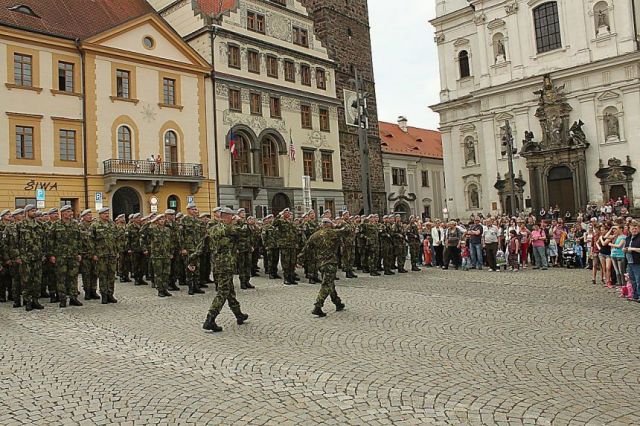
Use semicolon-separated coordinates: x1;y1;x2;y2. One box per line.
151;0;344;216
430;0;640;218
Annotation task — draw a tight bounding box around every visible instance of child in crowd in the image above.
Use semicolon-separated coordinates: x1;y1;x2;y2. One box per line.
508;229;520;272
460;241;471;271
548;238;558;266
496;248;507;271
574;243;584;269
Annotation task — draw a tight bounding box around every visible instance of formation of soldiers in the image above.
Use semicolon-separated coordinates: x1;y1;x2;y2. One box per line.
1;203;424;331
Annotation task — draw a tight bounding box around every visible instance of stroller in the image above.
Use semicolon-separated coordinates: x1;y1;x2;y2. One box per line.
562;238;576;268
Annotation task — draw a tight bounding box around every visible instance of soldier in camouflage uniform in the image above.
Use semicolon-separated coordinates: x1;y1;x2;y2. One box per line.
48;205;83;307
274;208;299;285
79;209;99;300
0;209;14;303
363;215;381;276
235;208;255;290
42;208;59;301
8;204;45;311
180;203;205;295
143;214;174;297
302;210;321;283
407;216;422;271
380;215;396;275
90;207;119;304
114;214;131;283
354;216;365;270
261;214;280;279
193;207;249;333
339;211;358;279
248;216;261;276
4;209;24;307
392;215;408;273
199;212;212;286
299;218;346;317
164;209;181;291
126;214;147;286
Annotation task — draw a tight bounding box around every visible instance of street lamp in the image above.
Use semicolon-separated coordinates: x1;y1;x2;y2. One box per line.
500;120;518;216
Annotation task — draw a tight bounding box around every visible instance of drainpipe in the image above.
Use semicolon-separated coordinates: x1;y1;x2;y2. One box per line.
632;0;640;50
76;39;90;210
210;24;221;208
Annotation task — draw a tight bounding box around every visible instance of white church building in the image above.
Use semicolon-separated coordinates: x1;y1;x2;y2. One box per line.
430;0;640;218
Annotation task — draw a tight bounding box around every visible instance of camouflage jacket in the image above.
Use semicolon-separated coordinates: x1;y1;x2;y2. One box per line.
126;222;142;252
340;221;356;248
79;220;93;256
234;220;252;252
181;215;204;252
142;224;172;259
10;217;44;261
302;220;318;240
261;223;277;249
49;219;82;258
298;227;346;269
191;222;238;274
273;217;298;249
165;220;181;253
115;223;127;253
406;223;421;245
392;223;407;245
89;219;118;258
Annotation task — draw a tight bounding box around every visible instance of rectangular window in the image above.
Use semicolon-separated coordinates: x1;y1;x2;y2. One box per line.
15;126;34;159
270;96;281;118
13;53;32;87
116;69;130;98
303;150;315;180
300;104;312;129
300;64;311;86
250;92;262;115
534;2;562;53
325;199;335;214
162;77;176;105
316;68;326;89
15;198;36;209
392;167;407;186
228;45;241;69
248;50;260;74
284;60;295;82
58;61;74;92
247;11;265;33
229;88;242;111
321;151;333;181
60;198;78;212
293;26;309;47
59;129;76;161
319;107;330;132
266;56;279;78
421;170;430;187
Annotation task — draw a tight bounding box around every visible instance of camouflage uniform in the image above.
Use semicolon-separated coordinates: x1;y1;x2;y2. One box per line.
392;222;408;272
42;219;57;298
235;219;253;288
380;221;395;274
302;220;319;280
80;220;98;297
250;223;262;275
274;216;299;284
49;218;82;302
0;218;13;302
181;214;205;294
355;222;366;270
363;220;380;275
143;221;173;296
126;220;146;285
90;218;118;302
339;221;356;276
3;219;21;305
165;219;181;289
115;222;130;281
407;222;422;270
261;221;279;278
10;215;45;307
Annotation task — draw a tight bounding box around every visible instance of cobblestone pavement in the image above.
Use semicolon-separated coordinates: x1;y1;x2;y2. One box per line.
1;266;640;425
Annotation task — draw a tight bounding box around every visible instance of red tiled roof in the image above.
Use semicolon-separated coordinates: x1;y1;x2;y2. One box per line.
379;121;443;160
0;0;154;39
195;0;237;16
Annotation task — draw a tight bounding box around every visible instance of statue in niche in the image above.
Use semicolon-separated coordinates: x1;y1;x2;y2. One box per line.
464;138;476;166
495;39;506;63
597;10;609;30
550;115;563;144
470;187;480;209
604;112;619;139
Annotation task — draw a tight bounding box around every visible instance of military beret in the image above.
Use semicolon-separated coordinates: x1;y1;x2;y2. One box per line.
199;212;211;218
394;214;401;218
98;207;110;214
176;212;184;219
80;209;92;217
48;208;59;215
128;214;135;220
307;210;315;215
279;208;290;215
23;204;36;212
324;209;332;215
35;211;44;218
264;214;274;220
186;202;197;209
322;218;333;225
219;207;235;215
12;208;24;216
115;214;125;221
151;214;165;222
341;210;349;216
212;207;222;213
164;209;176;215
237;208;245;214
0;209;10;218
60;205;73;213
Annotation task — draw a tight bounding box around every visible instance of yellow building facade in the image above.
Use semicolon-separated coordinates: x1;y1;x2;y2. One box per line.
0;9;216;217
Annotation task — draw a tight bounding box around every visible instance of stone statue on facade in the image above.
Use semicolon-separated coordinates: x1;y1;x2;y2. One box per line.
604;112;619;139
464;138;476;166
568;120;587;146
495;39;506;63
533;74;573;147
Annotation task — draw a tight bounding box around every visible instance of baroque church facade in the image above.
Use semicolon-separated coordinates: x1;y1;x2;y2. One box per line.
430;0;640;218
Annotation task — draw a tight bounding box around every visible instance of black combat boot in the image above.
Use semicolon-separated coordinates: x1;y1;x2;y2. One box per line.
13;297;21;308
91;289;101;300
311;275;322;284
235;312;249;325
346;271;358;279
40;289;49;298
32;299;44;310
398;267;408;273
202;312;223;332
269;274;278;280
311;306;326;317
158;291;167;297
69;297;83;306
134;279;146;286
244;282;255;289
168;282;180;291
121;275;131;283
193;285;205;294
101;293;108;304
59;298;67;308
335;302;345;312
25;301;34;311
370;271;381;276
411;265;421;272
0;294;5;303
163;290;172;297
199;283;209;288
240;282;247;289
107;294;118;303
274;273;282;279
188;284;195;295
384;270;395;275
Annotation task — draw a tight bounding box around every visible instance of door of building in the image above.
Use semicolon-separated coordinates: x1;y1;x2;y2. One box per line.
547;166;575;215
609;184;626;201
112;186;141;219
271;193;290;216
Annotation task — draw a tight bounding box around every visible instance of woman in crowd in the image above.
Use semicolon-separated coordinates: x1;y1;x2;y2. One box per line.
598;225;613;287
609;225;627;286
483;219;500;272
530;223;548;270
422;222;433;267
518;220;531;269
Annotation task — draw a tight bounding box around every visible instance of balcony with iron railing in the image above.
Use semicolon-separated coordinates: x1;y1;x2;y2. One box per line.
103;159;204;193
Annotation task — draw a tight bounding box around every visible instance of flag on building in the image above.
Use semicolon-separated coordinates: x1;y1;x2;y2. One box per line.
289;130;296;162
229;130;238;159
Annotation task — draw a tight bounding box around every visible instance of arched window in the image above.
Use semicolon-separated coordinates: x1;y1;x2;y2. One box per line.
458;50;470;78
533;2;562;53
117;126;132;161
164;130;178;163
232;134;251;174
261;137;279;177
594;1;610;35
468;184;480;209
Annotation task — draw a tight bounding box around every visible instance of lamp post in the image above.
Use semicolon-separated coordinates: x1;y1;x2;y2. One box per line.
500;120;518;216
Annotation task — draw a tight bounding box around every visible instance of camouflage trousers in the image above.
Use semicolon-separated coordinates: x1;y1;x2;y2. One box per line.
209;272;241;316
95;257;116;295
169;252;181;285
131;252;146;281
185;255;200;289
237;250;251;284
0;264;15;300
280;247;297;280
199;251;211;283
314;264;341;308
19;259;42;303
251;247;260;273
265;248;279;275
341;244;355;272
80;257;97;292
117;251;131;279
381;243;394;272
43;261;56;294
304;256;317;278
151;257;170;293
394;242;407;269
55;257;79;299
409;242;421;267
366;244;380;272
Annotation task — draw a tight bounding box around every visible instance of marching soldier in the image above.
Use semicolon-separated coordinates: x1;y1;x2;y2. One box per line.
90;207;118;304
79;209;99;300
192;207;249;333
49;205;83;307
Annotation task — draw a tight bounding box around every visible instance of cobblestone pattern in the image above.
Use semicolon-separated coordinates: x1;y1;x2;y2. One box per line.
1;267;639;425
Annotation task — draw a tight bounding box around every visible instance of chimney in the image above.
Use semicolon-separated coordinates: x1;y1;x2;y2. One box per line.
398;116;408;133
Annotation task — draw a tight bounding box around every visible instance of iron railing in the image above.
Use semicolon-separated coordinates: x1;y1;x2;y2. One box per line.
103;159;203;177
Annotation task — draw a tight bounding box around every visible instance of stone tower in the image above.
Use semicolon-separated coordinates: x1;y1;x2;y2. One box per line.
299;0;386;214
